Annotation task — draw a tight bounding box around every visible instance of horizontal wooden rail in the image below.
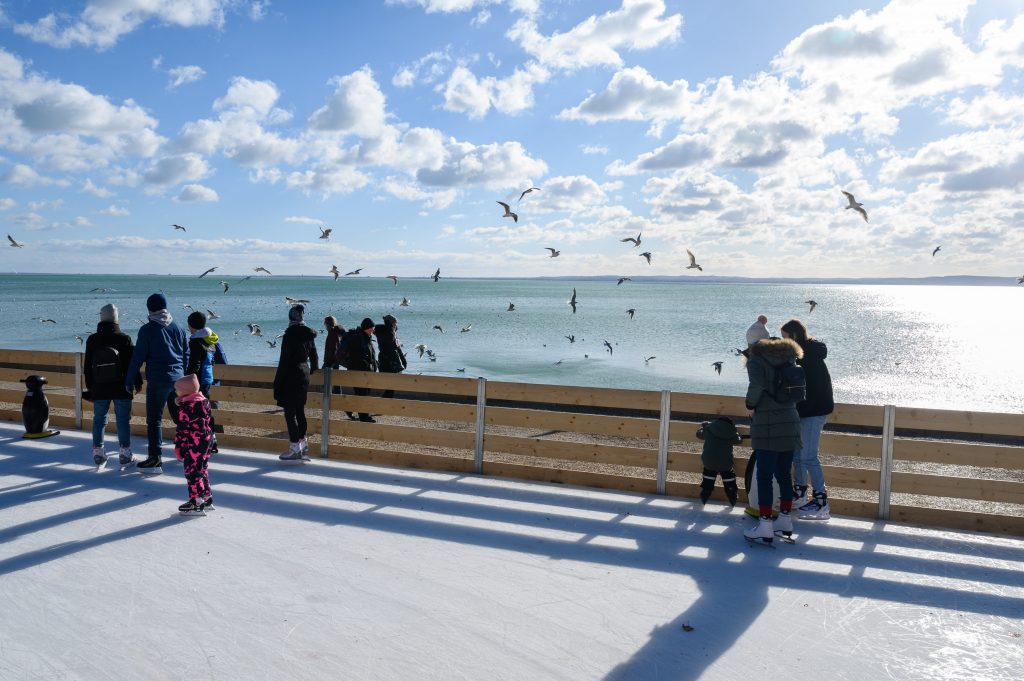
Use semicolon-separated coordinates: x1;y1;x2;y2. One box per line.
487;381;662;410
0;367;77;387
487;406;659;438
893;438;1023;470
217;408;322;435
333;371;478;397
895;406;1024;438
484;433;656;468
0;349;77;368
332;420;475;451
334;395;477;423
891;471;1024;504
327;443;474;473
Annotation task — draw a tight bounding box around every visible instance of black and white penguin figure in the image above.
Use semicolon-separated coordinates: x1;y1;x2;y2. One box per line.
20;375;60;439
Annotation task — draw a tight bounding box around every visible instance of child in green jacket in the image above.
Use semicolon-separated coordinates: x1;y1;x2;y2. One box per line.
696;417;743;506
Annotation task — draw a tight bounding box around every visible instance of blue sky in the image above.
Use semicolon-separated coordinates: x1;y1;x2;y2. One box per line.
1;0;1022;278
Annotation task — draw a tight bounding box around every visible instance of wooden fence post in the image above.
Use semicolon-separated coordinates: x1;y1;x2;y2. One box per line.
878;404;896;520
474;377;486;474
320;366;331;459
73;351;83;430
656;390;671;494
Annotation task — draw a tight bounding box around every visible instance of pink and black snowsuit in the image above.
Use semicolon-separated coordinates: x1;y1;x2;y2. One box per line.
174;392;213;501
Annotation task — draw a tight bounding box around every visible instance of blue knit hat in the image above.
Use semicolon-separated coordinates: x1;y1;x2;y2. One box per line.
147;293;168;312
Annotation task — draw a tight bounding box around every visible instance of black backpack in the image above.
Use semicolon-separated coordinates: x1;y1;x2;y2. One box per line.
92;346;124;384
770;361;806;403
338;328;361;369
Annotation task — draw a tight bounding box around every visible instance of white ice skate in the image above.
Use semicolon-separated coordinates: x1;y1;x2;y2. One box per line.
744;517;775;547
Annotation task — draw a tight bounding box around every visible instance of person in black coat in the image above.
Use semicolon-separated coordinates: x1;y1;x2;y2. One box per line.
349;318;378;422
273;305;319;460
84;304;142;465
374;314;406;399
780;318;834;519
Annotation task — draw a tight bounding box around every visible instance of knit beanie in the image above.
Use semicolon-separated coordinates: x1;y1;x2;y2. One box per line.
99;303;119;324
746;320;770;346
187;311;207;329
174;373;199;395
147;293;168;312
360;317;375;330
288;304;305;323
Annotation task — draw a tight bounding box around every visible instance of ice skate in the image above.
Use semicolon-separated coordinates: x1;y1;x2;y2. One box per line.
136;455;163;475
178;498;206;516
278;442;308;465
797;492;831;520
791;485;809;508
744;516;775;547
773;511;796;543
92;446;108;469
201;495;215;511
118;446;134;467
723;479;738;507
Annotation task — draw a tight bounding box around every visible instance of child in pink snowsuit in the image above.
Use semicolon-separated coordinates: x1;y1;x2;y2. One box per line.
173;374;214;514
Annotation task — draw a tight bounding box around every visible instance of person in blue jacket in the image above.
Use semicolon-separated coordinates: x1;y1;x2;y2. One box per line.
124;293;189;474
186;311;227;454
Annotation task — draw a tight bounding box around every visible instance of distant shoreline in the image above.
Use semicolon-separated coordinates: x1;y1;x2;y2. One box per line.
0;273;1018;286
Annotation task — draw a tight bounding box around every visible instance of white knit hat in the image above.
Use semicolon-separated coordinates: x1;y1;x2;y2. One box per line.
745;320;770;346
99;303;119;324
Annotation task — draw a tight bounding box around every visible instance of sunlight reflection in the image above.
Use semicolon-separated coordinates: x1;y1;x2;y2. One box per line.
8;440;72;451
374;506;587;542
872;544;1024;571
217;483;376;513
619;515;679;529
700;525;730;534
862;566;1024;597
779;558;852;575
457;475;646;503
586;535;639;550
207;462;264;474
801;537;865;551
264;470;421;495
679;546;710;558
419;490;619;520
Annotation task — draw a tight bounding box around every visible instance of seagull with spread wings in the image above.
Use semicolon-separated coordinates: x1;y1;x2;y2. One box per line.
432;268;440;282
247;323;263;337
386;275;398;286
620;232;641;247
285;297;310;305
627;308;635;320
497;201;518;223
603;340;613;355
433;325;444;334
7;234;24;248
206;309;220;319
932;245;941;257
712;361;724;375
568;288;578;314
198;266;218;278
319;226;332;240
640;251;652;265
345;268;362;276
518;187;540;202
400;297;410;307
254;266;272;275
617;277;631;286
329;265;340;281
841;190;868;222
806;300;818;313
685;249;703;272
507;302;516;312
545;247;560;258
219;280;230;294
171;224;187;232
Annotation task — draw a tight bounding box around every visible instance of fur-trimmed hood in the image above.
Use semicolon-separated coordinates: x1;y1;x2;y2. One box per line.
749;337;803;366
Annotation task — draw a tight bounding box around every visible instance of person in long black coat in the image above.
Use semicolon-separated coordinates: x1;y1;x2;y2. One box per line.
374;314;406;399
349;318;378;422
273;305;319;459
84;303;142;465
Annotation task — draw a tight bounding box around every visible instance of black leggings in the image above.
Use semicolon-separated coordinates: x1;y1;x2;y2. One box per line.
282;405;307;442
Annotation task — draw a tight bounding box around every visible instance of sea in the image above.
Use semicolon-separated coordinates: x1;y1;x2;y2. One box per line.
0;274;1020;414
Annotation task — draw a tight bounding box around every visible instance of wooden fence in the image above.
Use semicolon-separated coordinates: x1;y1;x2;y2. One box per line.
1;348;1022;536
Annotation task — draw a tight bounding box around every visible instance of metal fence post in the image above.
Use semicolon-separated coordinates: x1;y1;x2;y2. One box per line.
320;366;332;459
878;404;896;520
656;390;671;495
73;351;83;430
474;377;486;474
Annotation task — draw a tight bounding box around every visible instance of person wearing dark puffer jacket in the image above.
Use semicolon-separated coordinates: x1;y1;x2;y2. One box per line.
274;305;319;462
781;318;834;520
84;304;143;467
348;318;379;422
696;417;743;506
124;292;189;474
374;314;406;399
743;336;803;544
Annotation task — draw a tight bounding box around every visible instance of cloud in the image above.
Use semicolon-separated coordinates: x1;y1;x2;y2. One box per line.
73;216;91;227
13;1;238;50
392;48;454;88
0;163;70;186
99;204;129;216
81;179;113;198
174;183;219;202
386;0;538;14
946;92;1024;128
580;145;608;155
441;63;551;118
0;198;14;210
941;155;1024;193
507;0;682;71
380;177;458;209
558;66;695;135
284;216;324;225
471;10;490;26
168;65;206;90
607;134;714;175
512;175;608;214
286;163;370;197
308;67;389;137
143;153;211;186
416;139;546;190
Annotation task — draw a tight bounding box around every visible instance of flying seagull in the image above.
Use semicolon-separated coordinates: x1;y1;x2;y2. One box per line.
345;268;362;276
171;224;186;232
643;356;656;365
545;247;560;258
568;287;578;314
712;361;724;375
89;287;112;293
686;249;703;272
603;340;613;355
518;187;540;202
627;308;635;320
386;275;398;286
433;325;444;333
617;277;631;286
841;190;868;222
1017;275;1024;285
198;266;218;278
457;368;466;373
507;302;515;312
460;325;472;333
219;280;230;294
7;234;24;248
400;297;410;307
565;335;575;343
932;245;941;257
38;318;57;324
497;201;518;223
319;226;332;240
414;344;427;358
620;232;642;247
329;265;340;281
285;297;310;305
183;304;195;312
206;309;220;319
74;335;84;344
254;267;272;275
266;339;278;348
640;251;652;265
432;268;440;282
806;300;818;313
247;323;263;337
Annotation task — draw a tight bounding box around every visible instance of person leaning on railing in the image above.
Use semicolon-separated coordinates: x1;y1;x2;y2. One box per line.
347;318;379;423
374;314;407;400
274;305;319;462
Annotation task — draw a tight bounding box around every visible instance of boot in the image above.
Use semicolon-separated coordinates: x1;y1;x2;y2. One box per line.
699;473;715;505
92;446;108;466
797;491;831;520
773;510;794;538
723;478;739;507
117;446;134;466
744;516;774;544
178;498;205;515
791;484;809;508
137;455;163;475
278;442;306;462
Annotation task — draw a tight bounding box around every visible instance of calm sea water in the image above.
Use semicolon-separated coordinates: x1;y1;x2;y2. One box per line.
0;274;1020;413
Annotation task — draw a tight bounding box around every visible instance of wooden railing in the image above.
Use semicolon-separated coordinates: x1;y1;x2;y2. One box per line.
1;348;1022;536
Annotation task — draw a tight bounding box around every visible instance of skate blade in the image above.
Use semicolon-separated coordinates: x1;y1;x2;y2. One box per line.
774;532;796;544
178;510;207;517
278;457;308;466
138;467;163;476
797;514;830;521
745;537;776;548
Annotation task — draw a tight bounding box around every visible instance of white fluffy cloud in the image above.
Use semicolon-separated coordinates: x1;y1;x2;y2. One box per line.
168;65;206;90
442;63;551;118
386;0;538;14
143;153;211;187
308;68;389;138
0;163;70;187
174;183;219;202
99;204;129;216
12;0;247;49
415;138;546;190
0;198;15;210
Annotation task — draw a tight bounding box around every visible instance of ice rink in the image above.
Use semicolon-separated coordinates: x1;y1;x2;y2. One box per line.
1;421;1022;681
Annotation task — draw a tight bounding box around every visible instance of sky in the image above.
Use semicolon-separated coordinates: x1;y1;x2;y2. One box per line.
0;0;1023;278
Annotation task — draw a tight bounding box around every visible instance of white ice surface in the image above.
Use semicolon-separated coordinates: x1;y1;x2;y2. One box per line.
1;422;1022;681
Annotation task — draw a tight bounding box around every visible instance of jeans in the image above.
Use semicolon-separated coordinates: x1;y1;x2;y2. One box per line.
754;449;794;515
793;415;828;492
145;382;178;458
92;398;133;448
282;405;307;442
